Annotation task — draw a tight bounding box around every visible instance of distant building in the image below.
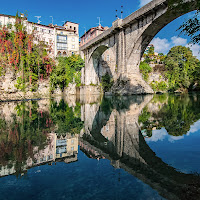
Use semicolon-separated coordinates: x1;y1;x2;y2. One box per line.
80;25;109;47
0;14;79;57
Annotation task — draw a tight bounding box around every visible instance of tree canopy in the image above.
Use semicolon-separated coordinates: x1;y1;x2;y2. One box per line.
165;45;200;90
50;55;84;91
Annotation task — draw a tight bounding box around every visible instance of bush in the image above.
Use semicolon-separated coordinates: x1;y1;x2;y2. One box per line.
50;55;84;91
101;72;113;92
150;81;168;92
139;61;152;81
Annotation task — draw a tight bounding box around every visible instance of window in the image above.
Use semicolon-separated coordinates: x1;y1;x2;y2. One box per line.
74;27;76;30
71;146;74;151
57;35;67;43
71;139;74;144
70;26;72;29
57;43;67;50
72;37;75;42
72;45;75;49
60;32;63;35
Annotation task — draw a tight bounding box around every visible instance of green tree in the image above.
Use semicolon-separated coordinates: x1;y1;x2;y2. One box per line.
50;55;84;91
101;72;114;92
139;61;152;81
50;99;83;135
148;46;155;55
139;94;200;137
165;45;200;90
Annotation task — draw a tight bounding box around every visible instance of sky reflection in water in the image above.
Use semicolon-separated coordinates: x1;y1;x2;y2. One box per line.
0;94;200;199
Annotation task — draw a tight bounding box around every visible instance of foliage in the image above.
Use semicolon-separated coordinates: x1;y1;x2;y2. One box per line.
150;81;168;91
0;101;53;176
0;13;55;91
101;72;114;92
139;106;151;124
50;55;84;91
139;61;152;81
50;99;83;135
140;94;200;137
148;46;155;55
164;46;200;90
169;0;200;45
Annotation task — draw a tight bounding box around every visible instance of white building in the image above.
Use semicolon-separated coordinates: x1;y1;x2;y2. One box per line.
0;14;79;57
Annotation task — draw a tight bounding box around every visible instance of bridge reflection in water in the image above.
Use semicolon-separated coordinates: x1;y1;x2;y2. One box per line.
80;95;200;200
0;95;199;200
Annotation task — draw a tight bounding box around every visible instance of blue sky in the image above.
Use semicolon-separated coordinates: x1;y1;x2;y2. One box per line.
0;0;199;58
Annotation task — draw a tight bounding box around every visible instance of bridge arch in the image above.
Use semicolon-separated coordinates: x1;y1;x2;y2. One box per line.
81;0;198;94
127;1;197;66
84;45;116;85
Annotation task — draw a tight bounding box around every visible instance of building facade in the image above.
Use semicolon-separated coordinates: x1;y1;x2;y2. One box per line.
80;25;109;47
0;14;79;57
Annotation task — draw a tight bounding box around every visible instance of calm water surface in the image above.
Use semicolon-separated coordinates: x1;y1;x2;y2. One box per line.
0;94;200;200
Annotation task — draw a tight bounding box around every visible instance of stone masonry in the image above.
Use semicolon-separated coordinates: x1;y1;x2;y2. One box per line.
80;0;196;95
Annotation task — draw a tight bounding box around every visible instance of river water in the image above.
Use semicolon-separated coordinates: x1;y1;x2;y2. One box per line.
0;93;200;200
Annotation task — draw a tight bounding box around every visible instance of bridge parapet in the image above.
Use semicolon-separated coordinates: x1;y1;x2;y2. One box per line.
112;18;123;29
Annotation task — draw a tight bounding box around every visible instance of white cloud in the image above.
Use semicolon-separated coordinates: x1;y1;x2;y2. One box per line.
186;44;200;59
150;36;200;59
146;127;184;143
151;38;171;54
187;120;200;134
139;0;152;7
171;36;187;46
146;128;168;142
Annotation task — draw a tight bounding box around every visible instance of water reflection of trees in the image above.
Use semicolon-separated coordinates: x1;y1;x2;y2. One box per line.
139;94;200;136
0;101;53;176
50;99;83;135
0;99;83;177
81;94;200;200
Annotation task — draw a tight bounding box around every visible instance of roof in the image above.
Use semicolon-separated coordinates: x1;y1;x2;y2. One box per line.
63;21;79;26
80;26;106;38
0;13;79;32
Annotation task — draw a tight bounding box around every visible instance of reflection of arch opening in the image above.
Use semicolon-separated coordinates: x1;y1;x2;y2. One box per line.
82;95;200;200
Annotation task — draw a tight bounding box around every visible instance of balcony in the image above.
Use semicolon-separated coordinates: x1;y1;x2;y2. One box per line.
57;39;67;43
57;47;68;50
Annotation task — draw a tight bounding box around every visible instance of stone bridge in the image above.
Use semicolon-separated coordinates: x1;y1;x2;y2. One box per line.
80;0;196;95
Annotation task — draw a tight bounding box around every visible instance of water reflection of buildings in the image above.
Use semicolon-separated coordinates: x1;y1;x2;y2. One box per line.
0;133;78;177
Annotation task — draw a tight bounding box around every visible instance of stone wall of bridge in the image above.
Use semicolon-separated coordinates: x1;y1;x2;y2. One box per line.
80;0;196;95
